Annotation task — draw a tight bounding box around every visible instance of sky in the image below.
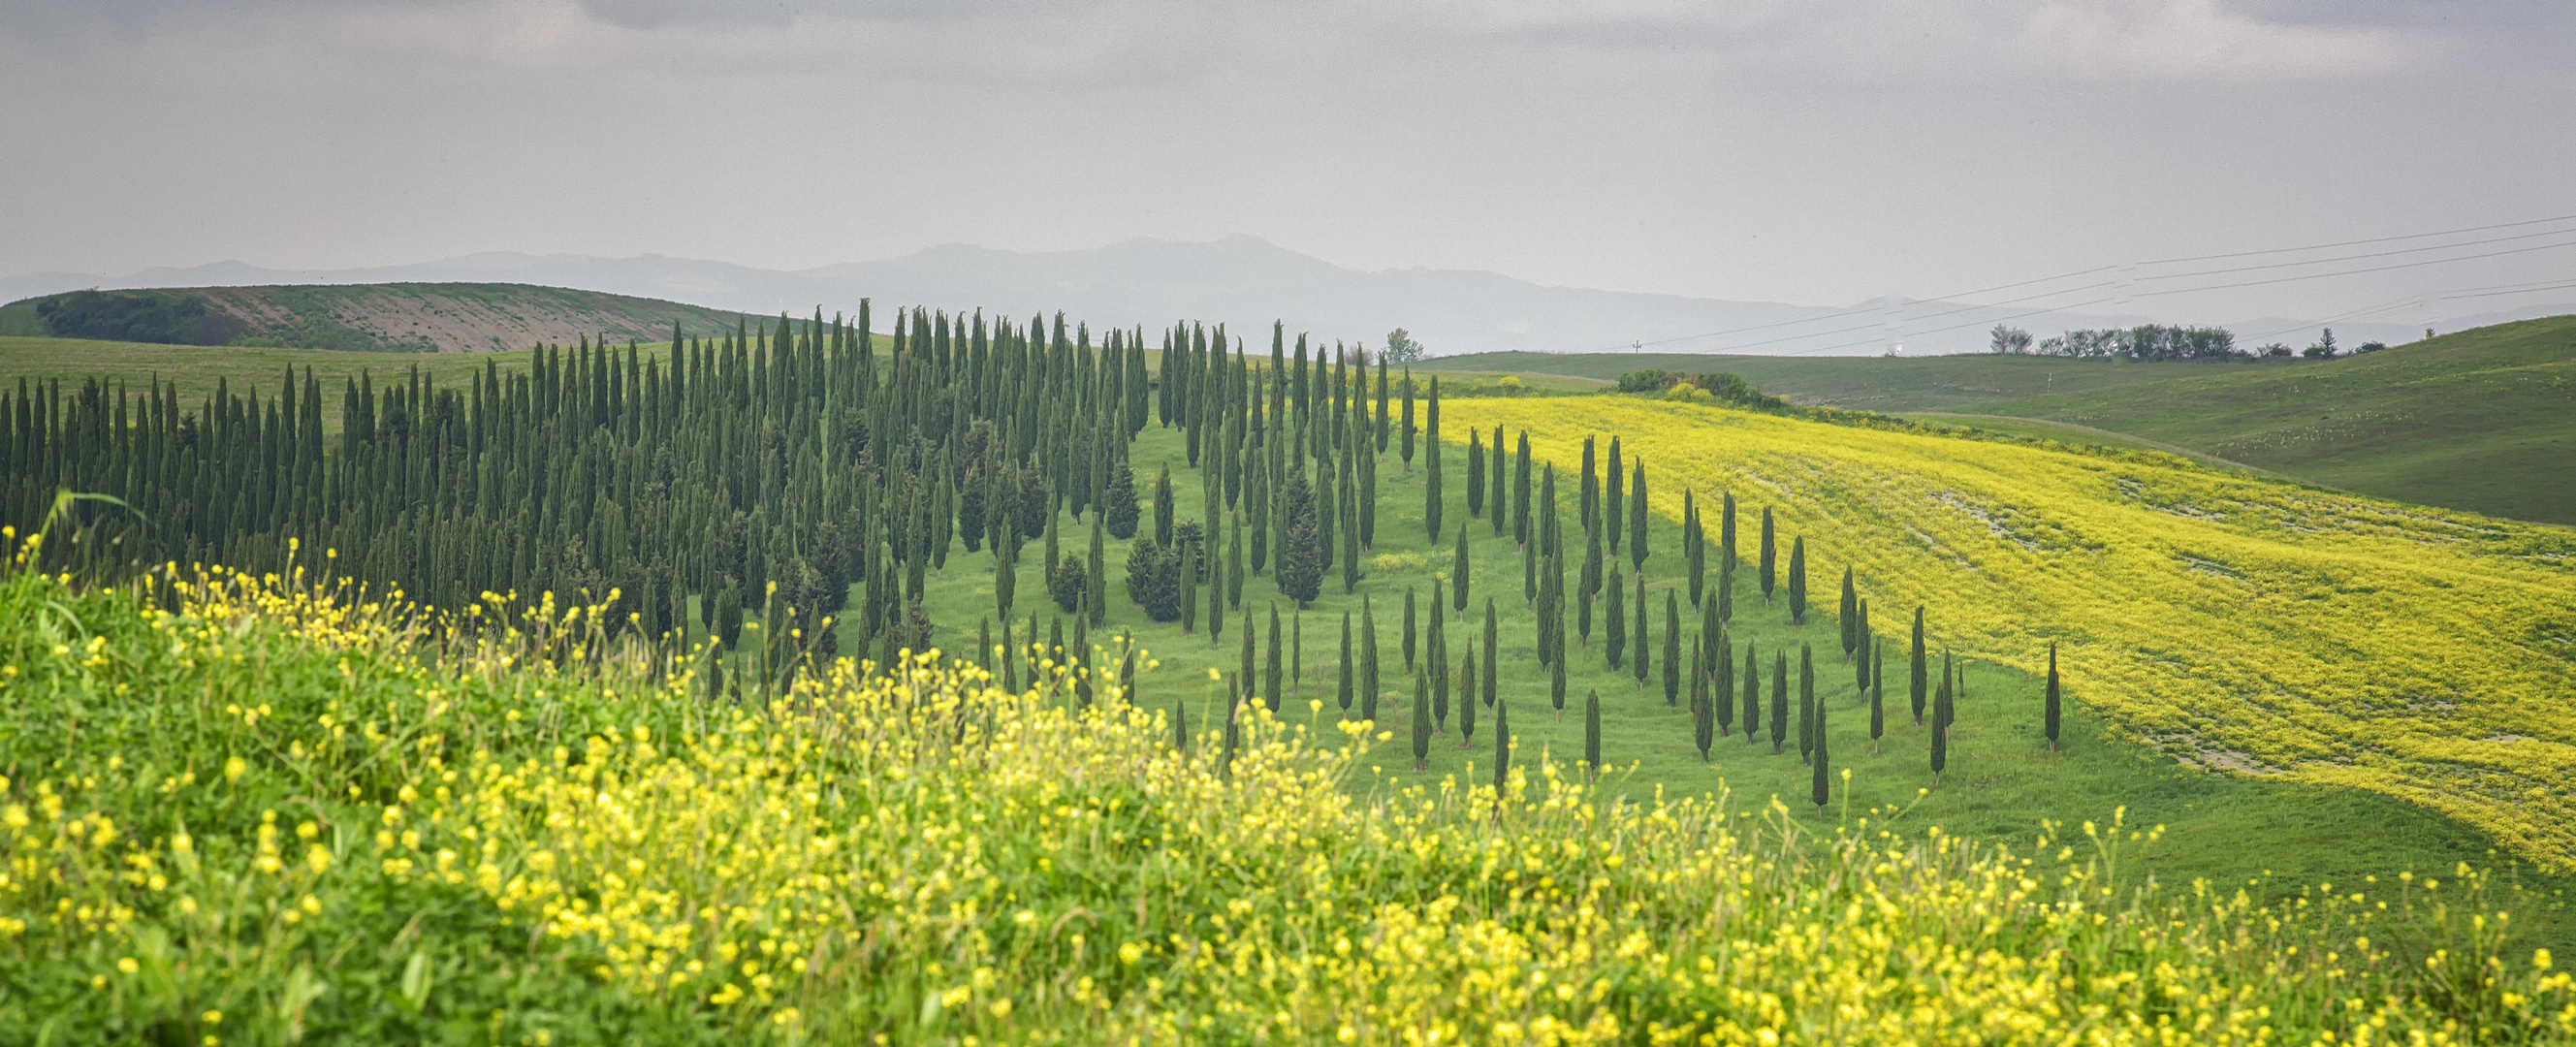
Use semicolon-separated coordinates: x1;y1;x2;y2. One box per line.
2;0;2571;330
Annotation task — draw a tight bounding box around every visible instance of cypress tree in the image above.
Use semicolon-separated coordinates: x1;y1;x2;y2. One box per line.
1787;536;1807;625
1491;425;1509;539
1662;588;1681;706
1001;616;1019;692
1550;643;1568;721
1628;458;1648;571
1338;611;1355;713
2045;642;2061;752
1797;642;1816;764
1376;355;1391;454
1580;523;1603;644
1206;527;1225;641
1429;603;1448;730
1102;448;1139;539
1267;602;1286;714
1223;697;1240;772
1580;434;1599;537
978;616;993;676
1742;641;1761;745
1717;551;1733;624
1691;642;1712;760
1910;606;1928;726
1604;563;1625;668
1482;597;1499;710
1759;506;1776;604
1512;430;1532;547
1174;698;1189;754
1412;667;1432;770
1451;524;1470;619
1292;610;1302;688
1810;687;1831;814
1523;519;1538;606
1605;436;1622;555
1684;491;1704;607
1633;572;1650;688
1399;369;1416;468
1154;461;1175;547
1403;585;1418;672
1459;641;1478;746
1853;599;1871;689
1179;539;1198;633
1422;377;1442;541
1838;566;1858;659
1582;688;1602;781
1276;464;1321;606
1715;628;1735;739
1088;517;1107;626
1361;597;1382;722
1931;653;1953;784
1466;428;1485;518
1492;698;1511;805
1240;606;1256;702
1769;649;1789;754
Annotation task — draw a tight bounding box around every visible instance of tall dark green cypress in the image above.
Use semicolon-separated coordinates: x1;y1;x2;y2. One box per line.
1491;425;1509;539
2045;642;2061;752
1741;641;1761;745
1853;600;1871;689
1154;461;1176;548
1422;377;1443;541
1605;436;1623;555
1910;606;1928;726
1759;506;1777;604
1403;585;1418;672
1360;596;1381;722
1411;667;1432;770
1174;699;1189;754
1582;688;1603;780
1797;642;1816;764
1338;610;1354;713
1492;698;1511;804
1267;602;1286;714
1838;567;1858;659
1787;536;1807;625
1683;490;1704;607
1769;649;1789;755
1399;369;1416;468
1715;628;1735;740
1451;524;1470;619
1466;428;1485;519
1512;430;1532;548
1088;516;1108;626
1628;458;1648;571
1603;563;1625;668
1691;641;1713;761
1241;604;1257;702
1481;597;1499;710
1550;643;1568;721
1931;652;1953;783
1458;641;1478;746
1810;685;1831;813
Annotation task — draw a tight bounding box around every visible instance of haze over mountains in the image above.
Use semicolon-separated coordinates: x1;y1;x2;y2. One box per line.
6;237;2555;358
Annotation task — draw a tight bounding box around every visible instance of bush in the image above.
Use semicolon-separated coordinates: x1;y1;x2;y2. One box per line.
1101;456;1140;539
1049;557;1088;614
1126;538;1182;621
1616;369;1675;394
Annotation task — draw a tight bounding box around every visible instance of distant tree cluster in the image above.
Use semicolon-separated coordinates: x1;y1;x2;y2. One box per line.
1989;324;2242;362
1614;370;1789;410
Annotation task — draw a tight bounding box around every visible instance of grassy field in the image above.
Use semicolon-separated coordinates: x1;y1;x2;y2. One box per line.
1420;318;2576;524
750;415;2576;944
0;336;567;429
10;560;2564;1043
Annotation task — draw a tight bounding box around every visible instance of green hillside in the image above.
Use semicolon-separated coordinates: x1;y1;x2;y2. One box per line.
0;282;790;354
1421;317;2576;524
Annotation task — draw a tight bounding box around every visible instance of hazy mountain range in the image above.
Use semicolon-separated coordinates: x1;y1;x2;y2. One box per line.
6;237;2556;357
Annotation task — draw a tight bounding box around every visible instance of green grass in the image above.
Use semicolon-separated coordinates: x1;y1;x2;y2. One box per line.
716;420;2575;946
1421;317;2576;524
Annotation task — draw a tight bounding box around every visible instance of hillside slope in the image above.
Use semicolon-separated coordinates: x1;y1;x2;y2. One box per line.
1424;317;2576;524
0;282;764;353
1447;395;2576;871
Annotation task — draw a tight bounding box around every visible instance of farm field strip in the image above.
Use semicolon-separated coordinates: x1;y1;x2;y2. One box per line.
1443;397;2576;869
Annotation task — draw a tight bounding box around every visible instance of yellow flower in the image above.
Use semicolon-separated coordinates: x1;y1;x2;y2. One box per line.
117;958;139;974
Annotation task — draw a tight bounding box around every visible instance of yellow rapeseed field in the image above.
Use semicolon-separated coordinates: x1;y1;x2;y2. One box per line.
1442;397;2576;871
2;545;2570;1043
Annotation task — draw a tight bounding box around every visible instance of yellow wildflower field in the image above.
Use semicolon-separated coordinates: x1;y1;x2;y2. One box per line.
1444;397;2576;869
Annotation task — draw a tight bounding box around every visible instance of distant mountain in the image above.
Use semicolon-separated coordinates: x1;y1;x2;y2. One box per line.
0;283;754;353
9;238;2560;356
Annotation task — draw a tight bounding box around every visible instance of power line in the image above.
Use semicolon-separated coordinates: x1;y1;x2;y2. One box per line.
2135;237;2576;299
2133;213;2576;265
2133;226;2576;281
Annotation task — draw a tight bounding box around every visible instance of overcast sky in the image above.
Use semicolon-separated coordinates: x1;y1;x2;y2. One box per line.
3;0;2570;327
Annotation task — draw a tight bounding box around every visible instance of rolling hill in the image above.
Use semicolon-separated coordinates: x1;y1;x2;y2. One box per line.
1422;317;2576;524
0;282;773;354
